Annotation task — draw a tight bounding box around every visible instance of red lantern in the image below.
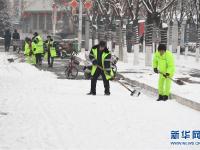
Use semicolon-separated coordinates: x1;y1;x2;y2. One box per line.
70;0;78;9
84;1;92;10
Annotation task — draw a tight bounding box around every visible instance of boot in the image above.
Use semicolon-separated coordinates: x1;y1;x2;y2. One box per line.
104;92;110;96
157;95;163;101
163;95;168;101
87;92;96;95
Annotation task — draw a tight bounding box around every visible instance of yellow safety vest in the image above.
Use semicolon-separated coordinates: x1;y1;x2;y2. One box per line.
91;48;114;80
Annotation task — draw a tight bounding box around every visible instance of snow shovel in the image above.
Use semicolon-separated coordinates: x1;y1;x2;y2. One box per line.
7;57;19;63
159;72;185;85
96;65;138;96
0;111;8;116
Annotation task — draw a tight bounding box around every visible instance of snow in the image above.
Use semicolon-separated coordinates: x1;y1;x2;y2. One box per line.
162;23;168;28
0;52;200;150
81;50;200;104
112;52;200;104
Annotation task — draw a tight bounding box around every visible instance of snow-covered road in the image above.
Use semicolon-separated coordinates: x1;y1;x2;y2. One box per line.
0;52;199;150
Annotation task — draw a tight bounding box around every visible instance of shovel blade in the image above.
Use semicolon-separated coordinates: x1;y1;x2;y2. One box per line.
7;58;14;62
130;90;136;96
176;79;185;85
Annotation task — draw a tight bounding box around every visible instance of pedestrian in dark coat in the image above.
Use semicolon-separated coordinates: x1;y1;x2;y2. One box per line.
12;29;20;51
4;29;11;52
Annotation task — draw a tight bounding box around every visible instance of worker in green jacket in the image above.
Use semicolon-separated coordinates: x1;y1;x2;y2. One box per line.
24;38;36;65
45;35;57;67
153;44;175;101
87;41;114;95
24;38;32;64
32;32;44;66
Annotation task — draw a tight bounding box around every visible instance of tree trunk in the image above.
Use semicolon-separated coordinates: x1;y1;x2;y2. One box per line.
119;26;123;61
114;21;121;58
145;23;153;66
106;29;112;51
196;24;200;62
168;21;173;51
177;22;181;59
85;16;90;51
89;23;93;51
184;23;190;58
94;27;98;45
132;20;139;65
122;27;128;63
98;24;105;42
126;23;133;52
144;12;161;66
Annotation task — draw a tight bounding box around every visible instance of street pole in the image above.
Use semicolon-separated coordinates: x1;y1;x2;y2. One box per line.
52;3;57;36
78;0;83;52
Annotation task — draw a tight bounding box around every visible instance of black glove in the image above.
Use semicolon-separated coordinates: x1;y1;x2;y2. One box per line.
154;68;158;74
163;73;170;78
92;60;98;65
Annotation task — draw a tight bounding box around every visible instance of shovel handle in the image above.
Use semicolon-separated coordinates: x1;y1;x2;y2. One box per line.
159;71;184;85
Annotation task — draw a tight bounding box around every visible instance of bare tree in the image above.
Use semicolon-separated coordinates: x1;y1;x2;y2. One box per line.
126;0;143;64
161;2;177;51
172;0;191;58
141;0;177;66
0;0;11;36
194;0;200;61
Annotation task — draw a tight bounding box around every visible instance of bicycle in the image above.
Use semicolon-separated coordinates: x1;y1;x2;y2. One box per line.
64;51;79;79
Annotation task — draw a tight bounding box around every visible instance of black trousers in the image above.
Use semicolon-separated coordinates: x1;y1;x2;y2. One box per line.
35;53;42;65
90;68;110;94
13;46;17;51
4;44;10;52
47;51;54;67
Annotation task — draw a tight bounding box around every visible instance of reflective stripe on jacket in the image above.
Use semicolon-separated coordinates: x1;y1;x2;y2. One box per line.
90;47;114;80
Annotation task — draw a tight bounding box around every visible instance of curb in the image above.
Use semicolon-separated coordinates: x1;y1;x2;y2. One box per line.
120;75;200;112
78;56;200;112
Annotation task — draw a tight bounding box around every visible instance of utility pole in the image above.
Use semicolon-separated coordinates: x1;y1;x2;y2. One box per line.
52;3;57;36
78;0;83;52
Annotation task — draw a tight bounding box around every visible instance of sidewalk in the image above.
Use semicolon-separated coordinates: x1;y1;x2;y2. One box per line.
116;53;200;111
2;47;200;112
79;51;200;111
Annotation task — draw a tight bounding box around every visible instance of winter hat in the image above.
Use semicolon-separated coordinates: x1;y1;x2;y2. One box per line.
158;44;166;51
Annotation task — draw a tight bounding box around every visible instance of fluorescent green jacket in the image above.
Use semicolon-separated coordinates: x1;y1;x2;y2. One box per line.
34;35;44;54
46;41;57;57
90;47;114;80
24;42;31;56
153;50;175;76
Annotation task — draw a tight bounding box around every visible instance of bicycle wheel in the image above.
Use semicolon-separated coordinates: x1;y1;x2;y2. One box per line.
65;66;78;79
